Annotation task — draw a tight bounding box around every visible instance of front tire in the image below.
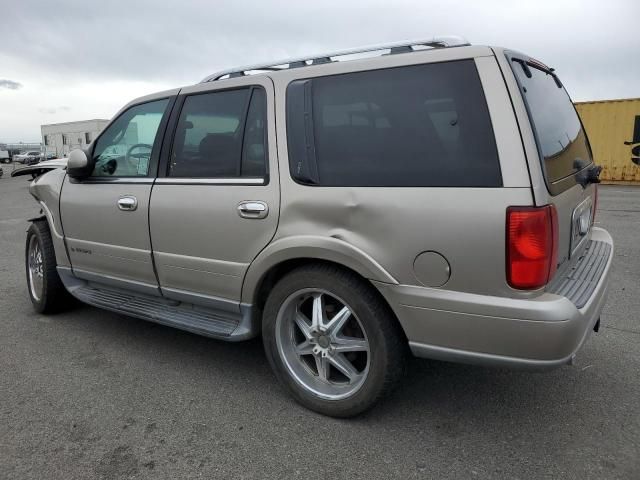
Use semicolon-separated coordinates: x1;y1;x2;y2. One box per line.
25;221;72;313
262;264;406;417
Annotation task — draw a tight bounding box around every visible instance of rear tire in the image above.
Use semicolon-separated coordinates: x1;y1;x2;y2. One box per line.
25;221;72;314
262;264;406;417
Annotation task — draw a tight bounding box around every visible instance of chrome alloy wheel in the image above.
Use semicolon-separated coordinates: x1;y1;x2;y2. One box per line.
28;235;44;301
275;289;370;400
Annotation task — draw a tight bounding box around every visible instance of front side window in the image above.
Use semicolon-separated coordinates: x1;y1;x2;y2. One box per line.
286;60;501;187
169;87;267;178
91;99;169;177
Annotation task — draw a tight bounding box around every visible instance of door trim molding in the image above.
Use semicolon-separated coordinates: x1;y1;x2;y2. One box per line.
73;177;155;185
155;178;265;185
72;267;161;297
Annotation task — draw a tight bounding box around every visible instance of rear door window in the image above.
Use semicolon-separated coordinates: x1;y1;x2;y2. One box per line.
510;57;593;194
169;88;267;178
286;60;501;187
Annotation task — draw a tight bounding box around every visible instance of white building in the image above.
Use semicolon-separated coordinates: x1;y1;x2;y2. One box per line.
41;119;109;157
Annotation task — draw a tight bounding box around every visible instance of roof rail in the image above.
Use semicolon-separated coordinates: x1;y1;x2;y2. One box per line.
200;36;470;83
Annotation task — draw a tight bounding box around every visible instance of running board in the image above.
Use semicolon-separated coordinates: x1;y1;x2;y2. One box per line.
57;267;257;341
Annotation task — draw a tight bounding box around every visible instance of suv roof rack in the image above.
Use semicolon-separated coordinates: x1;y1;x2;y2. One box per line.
200;36;470;83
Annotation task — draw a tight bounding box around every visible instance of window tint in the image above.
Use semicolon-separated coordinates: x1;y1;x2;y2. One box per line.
241;89;267;177
169;88;267;178
91;99;168;177
286;60;500;187
511;59;592;191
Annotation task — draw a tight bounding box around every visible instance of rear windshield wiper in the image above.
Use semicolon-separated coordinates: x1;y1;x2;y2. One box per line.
574;158;602;187
513;57;563;88
513;58;533;78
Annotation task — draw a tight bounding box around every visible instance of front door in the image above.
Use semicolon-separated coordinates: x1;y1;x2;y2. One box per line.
60;95;175;294
149;77;279;306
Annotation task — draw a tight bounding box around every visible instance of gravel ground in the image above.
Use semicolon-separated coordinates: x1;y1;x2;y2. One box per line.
1;167;639;479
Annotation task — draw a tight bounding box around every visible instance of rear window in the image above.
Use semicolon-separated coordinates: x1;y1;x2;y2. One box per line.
286;60;501;187
510;57;592;193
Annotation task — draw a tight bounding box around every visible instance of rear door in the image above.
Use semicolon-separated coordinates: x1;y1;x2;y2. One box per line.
60;94;176;294
149;76;279;306
507;53;597;269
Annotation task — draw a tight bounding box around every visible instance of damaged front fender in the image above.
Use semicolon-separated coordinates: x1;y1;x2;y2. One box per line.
11;158;68;178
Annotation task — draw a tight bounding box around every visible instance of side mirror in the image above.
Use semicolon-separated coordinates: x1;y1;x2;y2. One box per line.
67;148;94;179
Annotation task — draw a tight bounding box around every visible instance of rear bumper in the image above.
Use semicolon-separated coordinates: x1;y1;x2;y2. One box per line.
374;227;614;370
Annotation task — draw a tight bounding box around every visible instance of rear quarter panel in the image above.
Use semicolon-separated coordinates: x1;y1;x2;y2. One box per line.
266;47;535;298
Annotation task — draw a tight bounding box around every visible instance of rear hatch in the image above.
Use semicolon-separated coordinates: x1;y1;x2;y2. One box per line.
507;53;599;277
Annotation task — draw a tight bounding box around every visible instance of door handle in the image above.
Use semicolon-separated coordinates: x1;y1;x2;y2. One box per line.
117;195;138;211
237;201;268;219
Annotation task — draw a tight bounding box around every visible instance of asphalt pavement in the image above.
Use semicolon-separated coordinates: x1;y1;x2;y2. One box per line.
1;165;639;479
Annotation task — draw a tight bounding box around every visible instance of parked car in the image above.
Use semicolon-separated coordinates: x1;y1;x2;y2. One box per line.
22;37;613;417
0;148;10;163
13;151;43;165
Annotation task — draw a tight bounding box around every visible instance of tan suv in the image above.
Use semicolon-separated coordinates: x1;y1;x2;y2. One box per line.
22;37;613;417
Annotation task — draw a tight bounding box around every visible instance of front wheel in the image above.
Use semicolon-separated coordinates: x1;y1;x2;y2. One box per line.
26;221;72;313
262;264;406;417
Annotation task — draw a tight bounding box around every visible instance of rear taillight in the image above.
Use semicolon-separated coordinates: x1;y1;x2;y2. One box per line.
506;205;559;289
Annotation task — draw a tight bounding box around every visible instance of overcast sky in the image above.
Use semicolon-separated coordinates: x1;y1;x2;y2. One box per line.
1;0;638;142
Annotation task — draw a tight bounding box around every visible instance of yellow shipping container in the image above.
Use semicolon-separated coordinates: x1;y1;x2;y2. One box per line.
575;98;640;183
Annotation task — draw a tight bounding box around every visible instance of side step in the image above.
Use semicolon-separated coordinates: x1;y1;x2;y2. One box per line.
74;285;240;338
57;268;255;341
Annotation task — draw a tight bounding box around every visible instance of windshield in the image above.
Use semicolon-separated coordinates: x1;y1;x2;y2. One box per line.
510;57;592;194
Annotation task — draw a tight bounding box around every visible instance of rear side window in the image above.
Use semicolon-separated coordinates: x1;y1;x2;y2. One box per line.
510;58;592;194
169;87;267;178
286;60;501;187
